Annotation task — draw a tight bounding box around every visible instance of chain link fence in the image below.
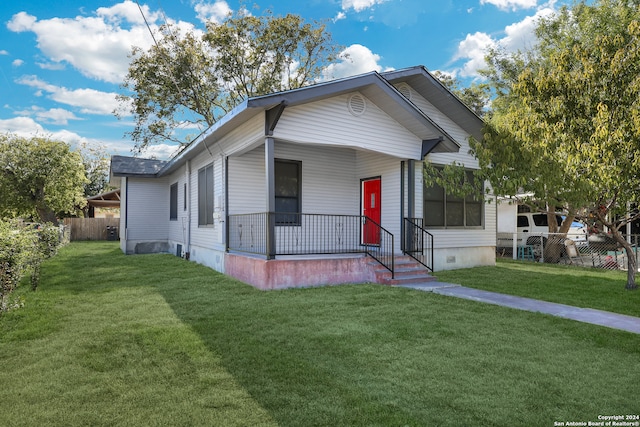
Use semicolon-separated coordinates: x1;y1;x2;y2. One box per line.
497;233;640;270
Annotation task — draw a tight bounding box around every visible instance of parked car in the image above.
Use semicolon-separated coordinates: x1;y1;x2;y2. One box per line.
516;213;588;246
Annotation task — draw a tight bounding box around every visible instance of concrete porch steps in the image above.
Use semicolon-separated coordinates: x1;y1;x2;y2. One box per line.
371;255;436;285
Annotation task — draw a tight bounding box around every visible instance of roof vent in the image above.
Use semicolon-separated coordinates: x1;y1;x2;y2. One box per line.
397;83;412;100
348;93;366;116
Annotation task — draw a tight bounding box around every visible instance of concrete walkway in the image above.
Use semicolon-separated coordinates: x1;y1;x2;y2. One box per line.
397;282;640;335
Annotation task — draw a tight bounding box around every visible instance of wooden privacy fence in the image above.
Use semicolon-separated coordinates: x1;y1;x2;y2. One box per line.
63;218;120;241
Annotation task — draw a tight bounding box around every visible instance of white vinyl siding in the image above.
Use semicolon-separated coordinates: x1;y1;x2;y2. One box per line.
397;85;494;249
188;151;224;251
222;113;264;156
126;177;170;240
229;142;359;216
407;90;479;168
162;165;188;245
273;93;422;159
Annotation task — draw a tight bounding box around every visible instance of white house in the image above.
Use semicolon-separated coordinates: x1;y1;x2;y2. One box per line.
111;66;496;289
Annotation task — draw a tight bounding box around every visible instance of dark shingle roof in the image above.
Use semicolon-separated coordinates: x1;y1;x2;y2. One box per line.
110;155;167;177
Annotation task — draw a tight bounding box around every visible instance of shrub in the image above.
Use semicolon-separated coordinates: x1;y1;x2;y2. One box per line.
0;220;62;313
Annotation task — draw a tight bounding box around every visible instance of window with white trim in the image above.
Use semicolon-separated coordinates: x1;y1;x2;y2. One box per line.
198;164;214;226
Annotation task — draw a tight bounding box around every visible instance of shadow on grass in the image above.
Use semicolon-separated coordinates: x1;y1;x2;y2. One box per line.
36;242;640;426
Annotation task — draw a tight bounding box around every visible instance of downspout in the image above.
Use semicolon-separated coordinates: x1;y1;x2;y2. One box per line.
123;177;129;251
225;156;229;252
400;161;405;252
185;160;191;259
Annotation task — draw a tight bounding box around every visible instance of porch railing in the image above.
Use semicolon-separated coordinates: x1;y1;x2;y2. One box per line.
403;218;434;272
227;212;395;277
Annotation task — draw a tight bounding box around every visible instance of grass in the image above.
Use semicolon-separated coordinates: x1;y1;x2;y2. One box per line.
436;258;640;317
1;242;639;426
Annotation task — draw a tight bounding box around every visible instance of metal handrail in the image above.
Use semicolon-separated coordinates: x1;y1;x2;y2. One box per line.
227;212;395;277
403;218;434;272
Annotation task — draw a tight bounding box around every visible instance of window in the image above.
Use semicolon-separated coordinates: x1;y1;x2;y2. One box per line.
198;163;214;226
170;183;178;221
517;215;529;227
183;183;187;211
275;159;301;225
423;167;483;228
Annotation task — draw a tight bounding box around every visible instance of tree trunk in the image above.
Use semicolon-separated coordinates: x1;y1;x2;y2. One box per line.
609;228;638;290
543;209;573;263
35;207;59;226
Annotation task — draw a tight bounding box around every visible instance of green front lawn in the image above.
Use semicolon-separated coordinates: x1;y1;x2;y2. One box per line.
1;242;638;426
436;258;640;317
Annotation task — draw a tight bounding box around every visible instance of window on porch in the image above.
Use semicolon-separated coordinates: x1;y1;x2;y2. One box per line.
275;159;301;225
423;167;483;228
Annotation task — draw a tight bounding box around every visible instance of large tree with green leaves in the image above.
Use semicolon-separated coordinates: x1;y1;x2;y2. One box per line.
0;134;87;225
475;0;640;289
117;8;340;152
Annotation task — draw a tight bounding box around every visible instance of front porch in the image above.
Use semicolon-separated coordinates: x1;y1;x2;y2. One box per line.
225;212;434;289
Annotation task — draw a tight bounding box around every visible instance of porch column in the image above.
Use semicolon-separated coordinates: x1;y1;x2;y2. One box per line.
407;159;415;219
265;136;276;259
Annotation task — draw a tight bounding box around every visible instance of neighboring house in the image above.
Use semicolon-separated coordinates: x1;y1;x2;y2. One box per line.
86;189;121;218
111;65;496;289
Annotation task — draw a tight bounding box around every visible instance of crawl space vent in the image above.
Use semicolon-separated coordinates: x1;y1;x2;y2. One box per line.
397;83;412;100
348;93;366;116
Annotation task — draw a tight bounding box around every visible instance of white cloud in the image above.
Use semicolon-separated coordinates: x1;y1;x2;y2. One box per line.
194;1;232;24
322;44;388;80
480;0;538;12
14;106;81;125
333;12;347;22
0;50;8;55
6;2;198;84
341;0;388;13
452;32;496;78
37;108;82;125
139;143;183;160
0;116;137;156
12;59;24;67
37;62;66;71
96;0;159;25
17;75;120;115
452;5;555;77
0;116;45;135
6;11;36;32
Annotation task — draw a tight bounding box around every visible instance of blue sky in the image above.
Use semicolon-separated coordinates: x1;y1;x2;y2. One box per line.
0;0;566;159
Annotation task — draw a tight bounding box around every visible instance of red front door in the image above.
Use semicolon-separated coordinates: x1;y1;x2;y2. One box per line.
362;178;381;245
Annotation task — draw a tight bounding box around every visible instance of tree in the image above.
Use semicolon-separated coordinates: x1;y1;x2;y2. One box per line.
0;134;88;225
432;71;491;118
474;0;640;289
78;141;113;198
117;8;340;152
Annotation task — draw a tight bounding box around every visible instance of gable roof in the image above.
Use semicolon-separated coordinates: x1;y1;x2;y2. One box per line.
115;66;484;178
381;66;485;142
